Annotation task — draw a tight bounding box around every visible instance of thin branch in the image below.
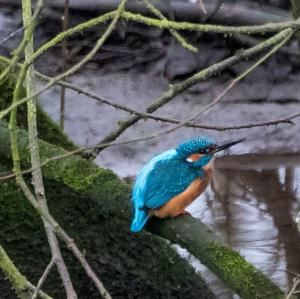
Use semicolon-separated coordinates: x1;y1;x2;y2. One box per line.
143;0;198;53
0;4;297;87
198;0;207;15
59;0;70;129
0;15;300;119
7;0;127;298
31;258;56;299
89;28;293;157
193;27;293;117
13;174;112;299
121;11;300;35
21;0;77;297
0;1;125;120
0;0;43;83
0;245;53;299
0;54;256;126
1;109;299;183
286;277;300;299
0;26;24;46
34;29;291;132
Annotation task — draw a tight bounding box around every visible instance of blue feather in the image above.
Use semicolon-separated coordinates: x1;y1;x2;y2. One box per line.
130;136;215;232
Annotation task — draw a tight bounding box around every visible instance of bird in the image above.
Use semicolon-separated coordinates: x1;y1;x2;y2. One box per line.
130;136;245;233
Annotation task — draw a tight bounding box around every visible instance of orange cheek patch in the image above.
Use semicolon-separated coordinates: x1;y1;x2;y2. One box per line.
188;153;202;161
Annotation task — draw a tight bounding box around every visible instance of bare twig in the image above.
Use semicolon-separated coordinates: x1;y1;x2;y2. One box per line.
0;1;125;120
193;27;293;117
14;175;112;299
285;277;300;299
89;28;293;157
198;0;207;14
60;0;70;129
0;53;296;134
31;258;56;299
0;26;24;46
37;30;292;132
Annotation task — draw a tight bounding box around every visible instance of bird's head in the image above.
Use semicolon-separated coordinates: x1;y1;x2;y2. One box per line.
176;136;245;167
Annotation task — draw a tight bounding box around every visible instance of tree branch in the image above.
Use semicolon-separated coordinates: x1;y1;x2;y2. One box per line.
31;258;55;299
147;215;286;299
90;28;293;158
6;0;129;296
0;122;291;299
21;0;77;297
59;0;70;130
0;245;53;299
1;108;300;183
142;0;198;53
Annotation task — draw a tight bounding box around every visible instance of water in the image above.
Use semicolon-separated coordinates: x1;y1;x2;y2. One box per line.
180;154;300;298
37;70;300;298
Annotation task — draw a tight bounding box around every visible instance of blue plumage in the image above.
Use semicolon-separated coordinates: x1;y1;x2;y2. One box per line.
130;136;216;232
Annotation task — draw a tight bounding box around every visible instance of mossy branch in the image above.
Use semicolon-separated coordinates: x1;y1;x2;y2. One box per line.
0;4;297;87
21;0;77;297
0;1;125;121
0;121;290;299
143;0;198;53
6;0;128;298
0;245;53;299
147;216;287;299
122;11;300;34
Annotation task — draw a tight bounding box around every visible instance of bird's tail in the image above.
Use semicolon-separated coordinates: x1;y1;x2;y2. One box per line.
130;207;149;233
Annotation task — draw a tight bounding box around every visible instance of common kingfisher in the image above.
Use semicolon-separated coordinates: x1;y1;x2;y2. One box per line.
130;136;245;232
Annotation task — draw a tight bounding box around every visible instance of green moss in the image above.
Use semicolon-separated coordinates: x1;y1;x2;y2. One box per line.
0;156;215;298
148;214;285;299
207;243;283;299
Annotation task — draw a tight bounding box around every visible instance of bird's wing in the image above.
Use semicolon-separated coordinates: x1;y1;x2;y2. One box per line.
143;158;198;209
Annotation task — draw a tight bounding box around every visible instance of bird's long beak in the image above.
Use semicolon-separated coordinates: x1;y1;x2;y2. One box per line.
212;138;246;153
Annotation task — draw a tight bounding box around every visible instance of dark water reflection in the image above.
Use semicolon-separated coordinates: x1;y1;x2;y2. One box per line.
182;154;300;298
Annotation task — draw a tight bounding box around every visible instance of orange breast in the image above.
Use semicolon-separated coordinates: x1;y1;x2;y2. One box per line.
149;167;213;219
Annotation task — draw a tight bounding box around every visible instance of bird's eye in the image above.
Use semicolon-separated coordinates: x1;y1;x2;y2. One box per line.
199;149;210;154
